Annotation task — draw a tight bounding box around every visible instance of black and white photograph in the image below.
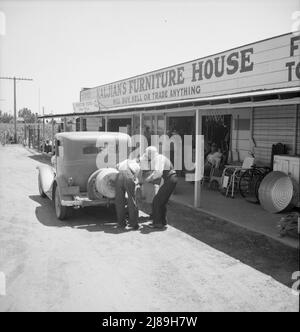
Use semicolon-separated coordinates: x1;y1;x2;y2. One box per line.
0;0;299;315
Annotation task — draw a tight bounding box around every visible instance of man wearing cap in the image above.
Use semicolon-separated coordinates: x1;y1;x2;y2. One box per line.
142;146;178;229
115;158;140;230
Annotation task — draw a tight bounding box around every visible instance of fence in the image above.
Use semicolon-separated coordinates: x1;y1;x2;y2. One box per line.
0;121;61;153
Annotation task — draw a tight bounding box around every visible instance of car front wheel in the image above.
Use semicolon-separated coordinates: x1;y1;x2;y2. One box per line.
54;186;68;220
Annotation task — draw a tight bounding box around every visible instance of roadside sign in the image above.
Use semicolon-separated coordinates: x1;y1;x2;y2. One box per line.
73;99;99;113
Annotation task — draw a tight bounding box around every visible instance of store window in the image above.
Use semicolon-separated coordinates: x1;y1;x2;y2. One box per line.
157;115;165;136
98;117;105;131
132;115;140;135
108;118;131;134
167;116;195;174
76;118;80;131
82;119;87;131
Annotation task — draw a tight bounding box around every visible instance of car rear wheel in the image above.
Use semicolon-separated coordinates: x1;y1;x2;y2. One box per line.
38;174;47;198
54;186;68;220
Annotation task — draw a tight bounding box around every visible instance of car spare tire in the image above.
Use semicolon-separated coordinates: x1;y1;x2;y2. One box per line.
95;168;119;199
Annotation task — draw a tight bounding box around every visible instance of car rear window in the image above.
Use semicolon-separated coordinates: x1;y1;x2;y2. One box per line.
83;145;99;155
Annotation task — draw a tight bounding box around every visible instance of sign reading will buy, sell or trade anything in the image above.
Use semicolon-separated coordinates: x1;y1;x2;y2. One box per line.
73;99;99;113
80;32;300;110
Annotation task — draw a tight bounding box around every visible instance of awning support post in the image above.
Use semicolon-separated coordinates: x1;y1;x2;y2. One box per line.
139;112;143;157
194;110;204;208
79;117;83;131
105;116;108;132
51;120;55;154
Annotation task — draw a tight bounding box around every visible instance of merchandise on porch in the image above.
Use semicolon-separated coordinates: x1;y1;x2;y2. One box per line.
278;212;299;239
258;171;294;213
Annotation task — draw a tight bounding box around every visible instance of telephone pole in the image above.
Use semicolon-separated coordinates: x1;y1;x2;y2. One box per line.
0;76;33;142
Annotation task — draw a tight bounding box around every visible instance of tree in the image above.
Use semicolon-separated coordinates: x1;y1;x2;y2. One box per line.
18;108;37;123
0;112;13;123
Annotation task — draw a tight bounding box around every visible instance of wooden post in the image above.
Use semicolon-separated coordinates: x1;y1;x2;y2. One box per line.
64;117;67;132
105;116;108;132
79;117;83;131
139;112;143;157
24;122;26;144
294;105;299;155
37;122;40;151
42;107;45;142
131;115;134;136
28;126;31;147
153;115;158;135
13;77;17;143
235;114;239;161
33;124;35;148
194;110;204;208
163;113;167;135
51;120;55;154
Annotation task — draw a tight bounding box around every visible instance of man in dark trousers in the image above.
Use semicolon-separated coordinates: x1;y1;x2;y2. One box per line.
142;146;177;229
115;159;140;230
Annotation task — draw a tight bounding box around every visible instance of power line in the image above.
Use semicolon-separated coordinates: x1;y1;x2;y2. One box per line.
0;77;33;81
0;76;33;142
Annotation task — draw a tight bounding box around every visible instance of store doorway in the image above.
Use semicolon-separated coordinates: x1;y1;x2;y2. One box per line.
202;114;231;163
167;116;196;175
168;116;195;137
108;118;132;135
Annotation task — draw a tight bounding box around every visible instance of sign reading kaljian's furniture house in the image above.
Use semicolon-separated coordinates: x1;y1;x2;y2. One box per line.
80;32;300;110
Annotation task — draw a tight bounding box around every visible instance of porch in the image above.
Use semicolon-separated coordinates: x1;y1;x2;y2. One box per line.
171;176;299;249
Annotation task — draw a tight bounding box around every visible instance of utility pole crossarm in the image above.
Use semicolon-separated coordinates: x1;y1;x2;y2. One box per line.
0;77;33;81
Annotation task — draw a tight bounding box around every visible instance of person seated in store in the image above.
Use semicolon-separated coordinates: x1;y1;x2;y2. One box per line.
204;142;223;176
144;126;152;146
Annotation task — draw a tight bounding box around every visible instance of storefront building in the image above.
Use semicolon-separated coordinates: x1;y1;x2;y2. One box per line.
40;32;300;207
78;32;299;166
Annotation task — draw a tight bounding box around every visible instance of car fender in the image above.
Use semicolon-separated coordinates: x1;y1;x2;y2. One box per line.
37;165;55;198
52;175;79;202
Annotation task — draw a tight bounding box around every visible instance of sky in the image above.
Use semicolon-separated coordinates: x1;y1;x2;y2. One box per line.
0;0;299;116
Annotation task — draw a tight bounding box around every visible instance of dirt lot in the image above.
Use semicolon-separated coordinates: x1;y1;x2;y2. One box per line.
0;145;298;312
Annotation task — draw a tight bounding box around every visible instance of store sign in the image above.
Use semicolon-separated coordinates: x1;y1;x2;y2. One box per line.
73;99;99;113
80;33;300;110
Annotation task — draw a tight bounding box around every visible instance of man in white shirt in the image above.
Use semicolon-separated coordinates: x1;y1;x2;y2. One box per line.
115;159;140;230
141;146;177;229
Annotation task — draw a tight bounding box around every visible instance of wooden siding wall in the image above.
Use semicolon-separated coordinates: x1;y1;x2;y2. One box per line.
231;108;251;161
297;105;300;155
86;117;101;131
253;104;298;165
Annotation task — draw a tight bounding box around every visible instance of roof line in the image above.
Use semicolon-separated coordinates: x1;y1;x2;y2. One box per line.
39;86;300;119
80;31;298;93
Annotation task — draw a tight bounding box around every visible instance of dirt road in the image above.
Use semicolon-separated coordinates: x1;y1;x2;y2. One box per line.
0;145;298;312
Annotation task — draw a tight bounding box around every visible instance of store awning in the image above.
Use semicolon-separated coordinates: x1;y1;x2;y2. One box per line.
38;86;300;119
